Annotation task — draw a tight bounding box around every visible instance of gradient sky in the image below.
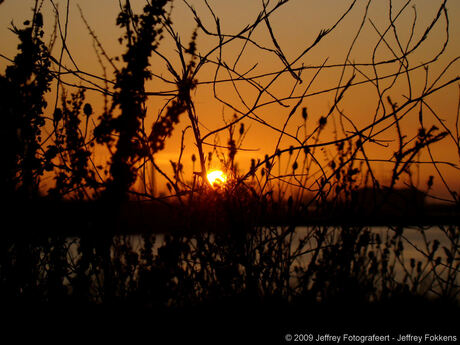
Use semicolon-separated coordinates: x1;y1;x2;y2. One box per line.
1;0;459;201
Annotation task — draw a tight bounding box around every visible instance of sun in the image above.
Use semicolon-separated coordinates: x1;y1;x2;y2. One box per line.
207;170;227;186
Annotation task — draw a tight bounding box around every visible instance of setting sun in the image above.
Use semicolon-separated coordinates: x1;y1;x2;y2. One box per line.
207;170;227;186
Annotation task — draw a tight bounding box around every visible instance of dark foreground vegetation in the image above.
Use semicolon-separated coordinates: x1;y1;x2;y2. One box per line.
2;196;459;342
1;0;459;343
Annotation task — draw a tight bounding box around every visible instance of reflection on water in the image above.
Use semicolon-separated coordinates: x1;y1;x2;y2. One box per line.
65;225;458;299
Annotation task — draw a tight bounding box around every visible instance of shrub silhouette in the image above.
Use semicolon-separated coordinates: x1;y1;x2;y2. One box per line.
0;10;51;199
95;1;169;201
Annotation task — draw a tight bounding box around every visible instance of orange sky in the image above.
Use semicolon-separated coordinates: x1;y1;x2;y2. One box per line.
1;0;459;201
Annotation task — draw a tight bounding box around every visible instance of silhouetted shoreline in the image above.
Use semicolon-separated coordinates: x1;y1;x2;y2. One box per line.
3;197;458;237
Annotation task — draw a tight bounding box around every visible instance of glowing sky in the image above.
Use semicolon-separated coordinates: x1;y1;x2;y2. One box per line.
1;0;459;200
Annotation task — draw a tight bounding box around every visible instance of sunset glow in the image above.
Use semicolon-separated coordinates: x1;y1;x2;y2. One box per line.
207;170;227;186
0;0;459;336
